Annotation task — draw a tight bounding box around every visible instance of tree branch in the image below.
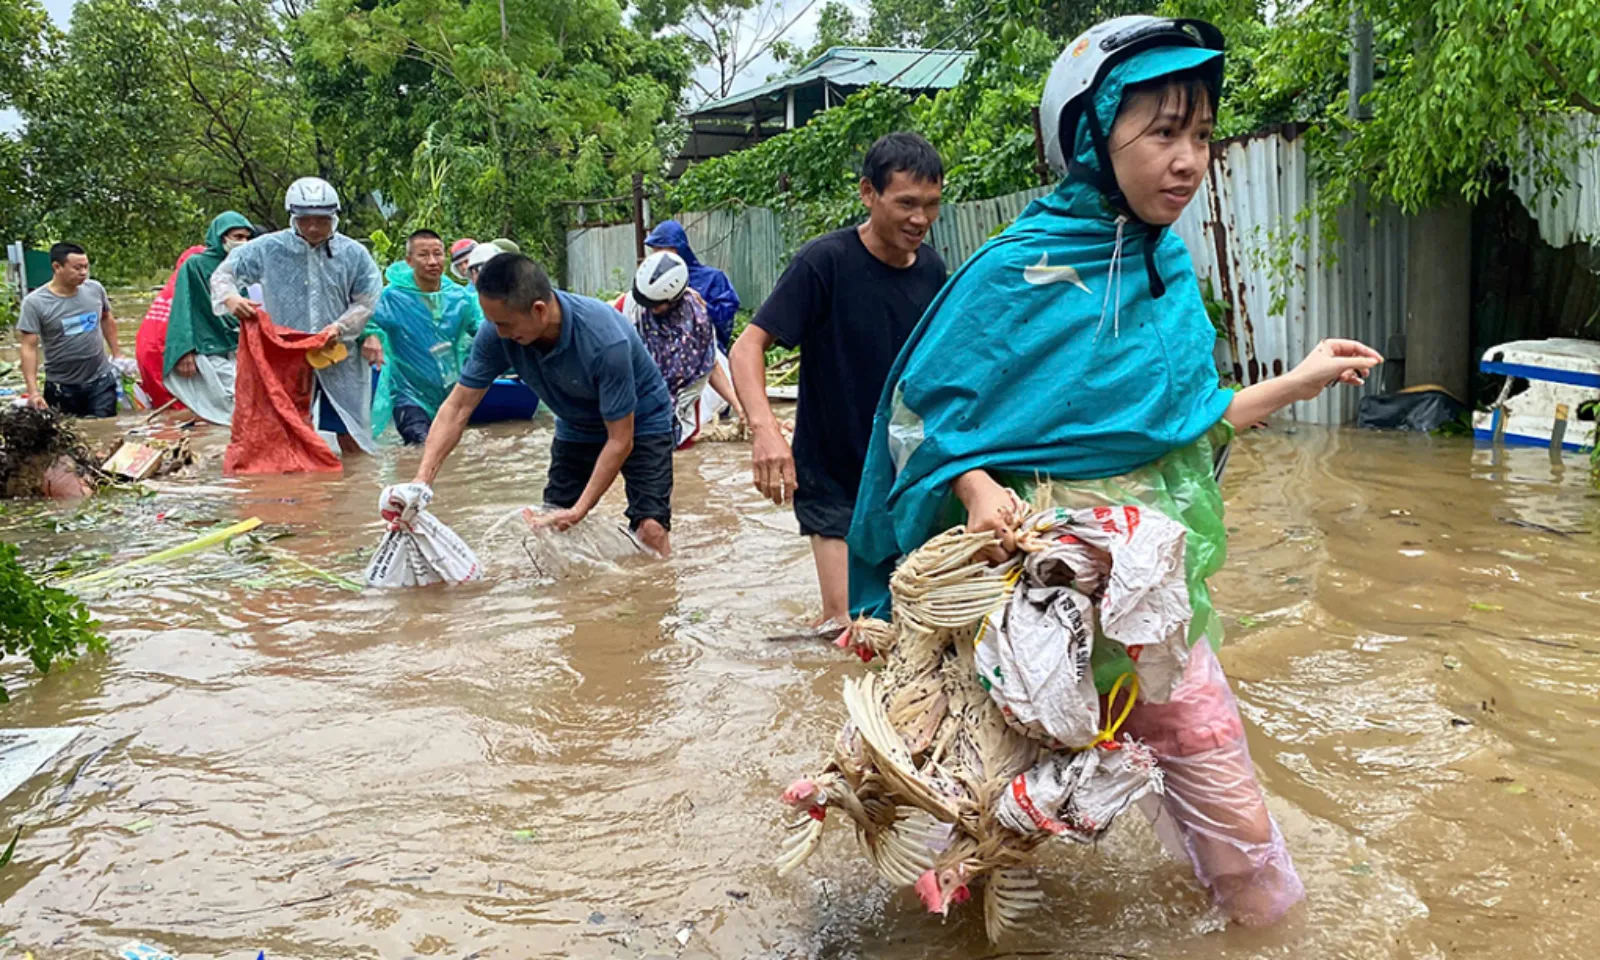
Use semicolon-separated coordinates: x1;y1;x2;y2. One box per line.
1526;41;1600;116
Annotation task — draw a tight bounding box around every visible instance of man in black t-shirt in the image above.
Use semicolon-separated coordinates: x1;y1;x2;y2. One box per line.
731;132;948;632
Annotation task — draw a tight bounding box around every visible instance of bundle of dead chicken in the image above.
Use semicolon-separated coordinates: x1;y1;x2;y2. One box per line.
778;507;1191;942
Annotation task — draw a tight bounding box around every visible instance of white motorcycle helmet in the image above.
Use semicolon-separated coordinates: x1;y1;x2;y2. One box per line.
465;242;504;273
632;251;690;310
285;176;341;217
1040;16;1224;189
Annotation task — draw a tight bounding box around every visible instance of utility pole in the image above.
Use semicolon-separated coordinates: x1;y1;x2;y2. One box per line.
632;173;647;264
1348;6;1374;121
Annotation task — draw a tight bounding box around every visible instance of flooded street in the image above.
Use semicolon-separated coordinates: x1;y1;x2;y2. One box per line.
1;411;1599;959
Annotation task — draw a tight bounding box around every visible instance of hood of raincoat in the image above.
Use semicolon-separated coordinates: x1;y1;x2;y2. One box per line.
368;259;484;437
164;211;253;372
644;220;700;266
845;46;1233;620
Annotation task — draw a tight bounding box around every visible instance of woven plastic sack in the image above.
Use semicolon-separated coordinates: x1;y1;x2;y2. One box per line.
995;421;1234;693
223;310;342;476
365;484;483;587
996;735;1164;842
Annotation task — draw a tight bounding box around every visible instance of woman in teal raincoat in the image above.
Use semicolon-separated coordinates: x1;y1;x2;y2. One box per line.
163;211;254;425
847;16;1382;925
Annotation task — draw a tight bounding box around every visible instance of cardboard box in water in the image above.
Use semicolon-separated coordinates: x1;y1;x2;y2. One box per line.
1473;338;1600;452
102;440;167;480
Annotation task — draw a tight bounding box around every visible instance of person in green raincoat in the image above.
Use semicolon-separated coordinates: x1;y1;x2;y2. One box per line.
367;229;484;444
163;211;255;424
846;16;1384;928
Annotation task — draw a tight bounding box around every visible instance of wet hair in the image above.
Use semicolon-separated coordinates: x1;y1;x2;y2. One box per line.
49;242;85;266
406;229;443;255
1114;68;1218;145
861;132;943;193
476;253;554;311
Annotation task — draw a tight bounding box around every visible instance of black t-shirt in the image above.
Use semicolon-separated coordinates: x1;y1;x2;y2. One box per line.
753;227;948;505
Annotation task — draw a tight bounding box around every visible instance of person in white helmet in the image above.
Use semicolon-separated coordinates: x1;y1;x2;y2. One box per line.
210;176;385;455
614;251;743;448
848;16;1383;927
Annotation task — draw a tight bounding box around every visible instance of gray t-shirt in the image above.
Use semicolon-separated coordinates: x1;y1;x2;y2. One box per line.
19;280;114;385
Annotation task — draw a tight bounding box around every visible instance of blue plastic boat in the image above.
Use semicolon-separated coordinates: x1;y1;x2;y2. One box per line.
471;378;540;424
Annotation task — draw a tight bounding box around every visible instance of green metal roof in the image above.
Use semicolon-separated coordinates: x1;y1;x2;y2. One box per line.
689;46;974;116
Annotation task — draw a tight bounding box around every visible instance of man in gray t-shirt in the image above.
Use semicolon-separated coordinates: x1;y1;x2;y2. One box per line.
19;242;122;418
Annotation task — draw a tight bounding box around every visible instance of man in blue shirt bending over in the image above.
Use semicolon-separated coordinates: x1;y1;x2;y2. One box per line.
412;253;677;556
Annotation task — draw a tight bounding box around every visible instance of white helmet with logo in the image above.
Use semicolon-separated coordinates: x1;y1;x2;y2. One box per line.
1040;16;1225;176
284;176;341;217
632;251;689;309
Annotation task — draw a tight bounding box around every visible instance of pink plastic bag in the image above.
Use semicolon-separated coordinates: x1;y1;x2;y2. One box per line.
1119;640;1305;925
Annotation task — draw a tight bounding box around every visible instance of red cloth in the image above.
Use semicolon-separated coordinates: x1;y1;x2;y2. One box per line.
224;311;343;476
136;245;206;411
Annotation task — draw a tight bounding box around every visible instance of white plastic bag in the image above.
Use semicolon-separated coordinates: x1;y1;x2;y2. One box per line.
364;483;483;587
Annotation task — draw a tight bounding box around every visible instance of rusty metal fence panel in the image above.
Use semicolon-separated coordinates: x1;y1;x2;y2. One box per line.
1173;130;1408;425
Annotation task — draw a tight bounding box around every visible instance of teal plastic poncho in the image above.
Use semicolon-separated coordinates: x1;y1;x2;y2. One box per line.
848;47;1234;637
164;211;251;373
368;261;483;439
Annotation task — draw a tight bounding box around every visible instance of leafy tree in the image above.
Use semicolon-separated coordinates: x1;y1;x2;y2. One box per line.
771;1;866;70
0;541;104;704
1;0;321;280
299;0;693;264
634;0;818;101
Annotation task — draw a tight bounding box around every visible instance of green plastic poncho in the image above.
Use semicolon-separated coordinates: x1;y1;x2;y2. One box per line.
163;211;252;375
368;261;483;438
847;47;1235;692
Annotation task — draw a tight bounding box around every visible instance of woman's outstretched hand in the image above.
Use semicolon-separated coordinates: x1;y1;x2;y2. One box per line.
1287;338;1384;400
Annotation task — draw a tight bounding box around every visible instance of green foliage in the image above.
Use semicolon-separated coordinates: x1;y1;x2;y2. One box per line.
0;827;18;868
2;0;320;281
298;0;693;266
0;279;19;331
0;541;105;703
667;85;919;238
771;2;866;69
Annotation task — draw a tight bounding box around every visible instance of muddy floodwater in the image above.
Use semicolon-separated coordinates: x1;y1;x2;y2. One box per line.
1;405;1598;959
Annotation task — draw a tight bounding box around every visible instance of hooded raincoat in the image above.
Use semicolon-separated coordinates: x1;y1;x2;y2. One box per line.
163;212;253;424
644;221;741;350
368;261;483;440
210;223;383;452
847;43;1305;926
847;47;1235;669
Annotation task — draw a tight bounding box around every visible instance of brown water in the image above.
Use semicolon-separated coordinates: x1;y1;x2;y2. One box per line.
1;413;1598;960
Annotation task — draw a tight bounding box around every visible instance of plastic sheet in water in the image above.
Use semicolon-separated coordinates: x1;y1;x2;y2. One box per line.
480;505;647;579
0;727;82;803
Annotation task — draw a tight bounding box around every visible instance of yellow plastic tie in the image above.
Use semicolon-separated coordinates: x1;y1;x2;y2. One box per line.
1089;671;1139;749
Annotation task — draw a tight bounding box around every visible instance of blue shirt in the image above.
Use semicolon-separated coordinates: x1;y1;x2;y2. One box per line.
459;290;674;442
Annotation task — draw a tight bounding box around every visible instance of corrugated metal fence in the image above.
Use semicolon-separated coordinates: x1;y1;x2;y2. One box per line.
1173;130;1407;425
565;207;789;306
1514;114;1600;248
567;128;1408;423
